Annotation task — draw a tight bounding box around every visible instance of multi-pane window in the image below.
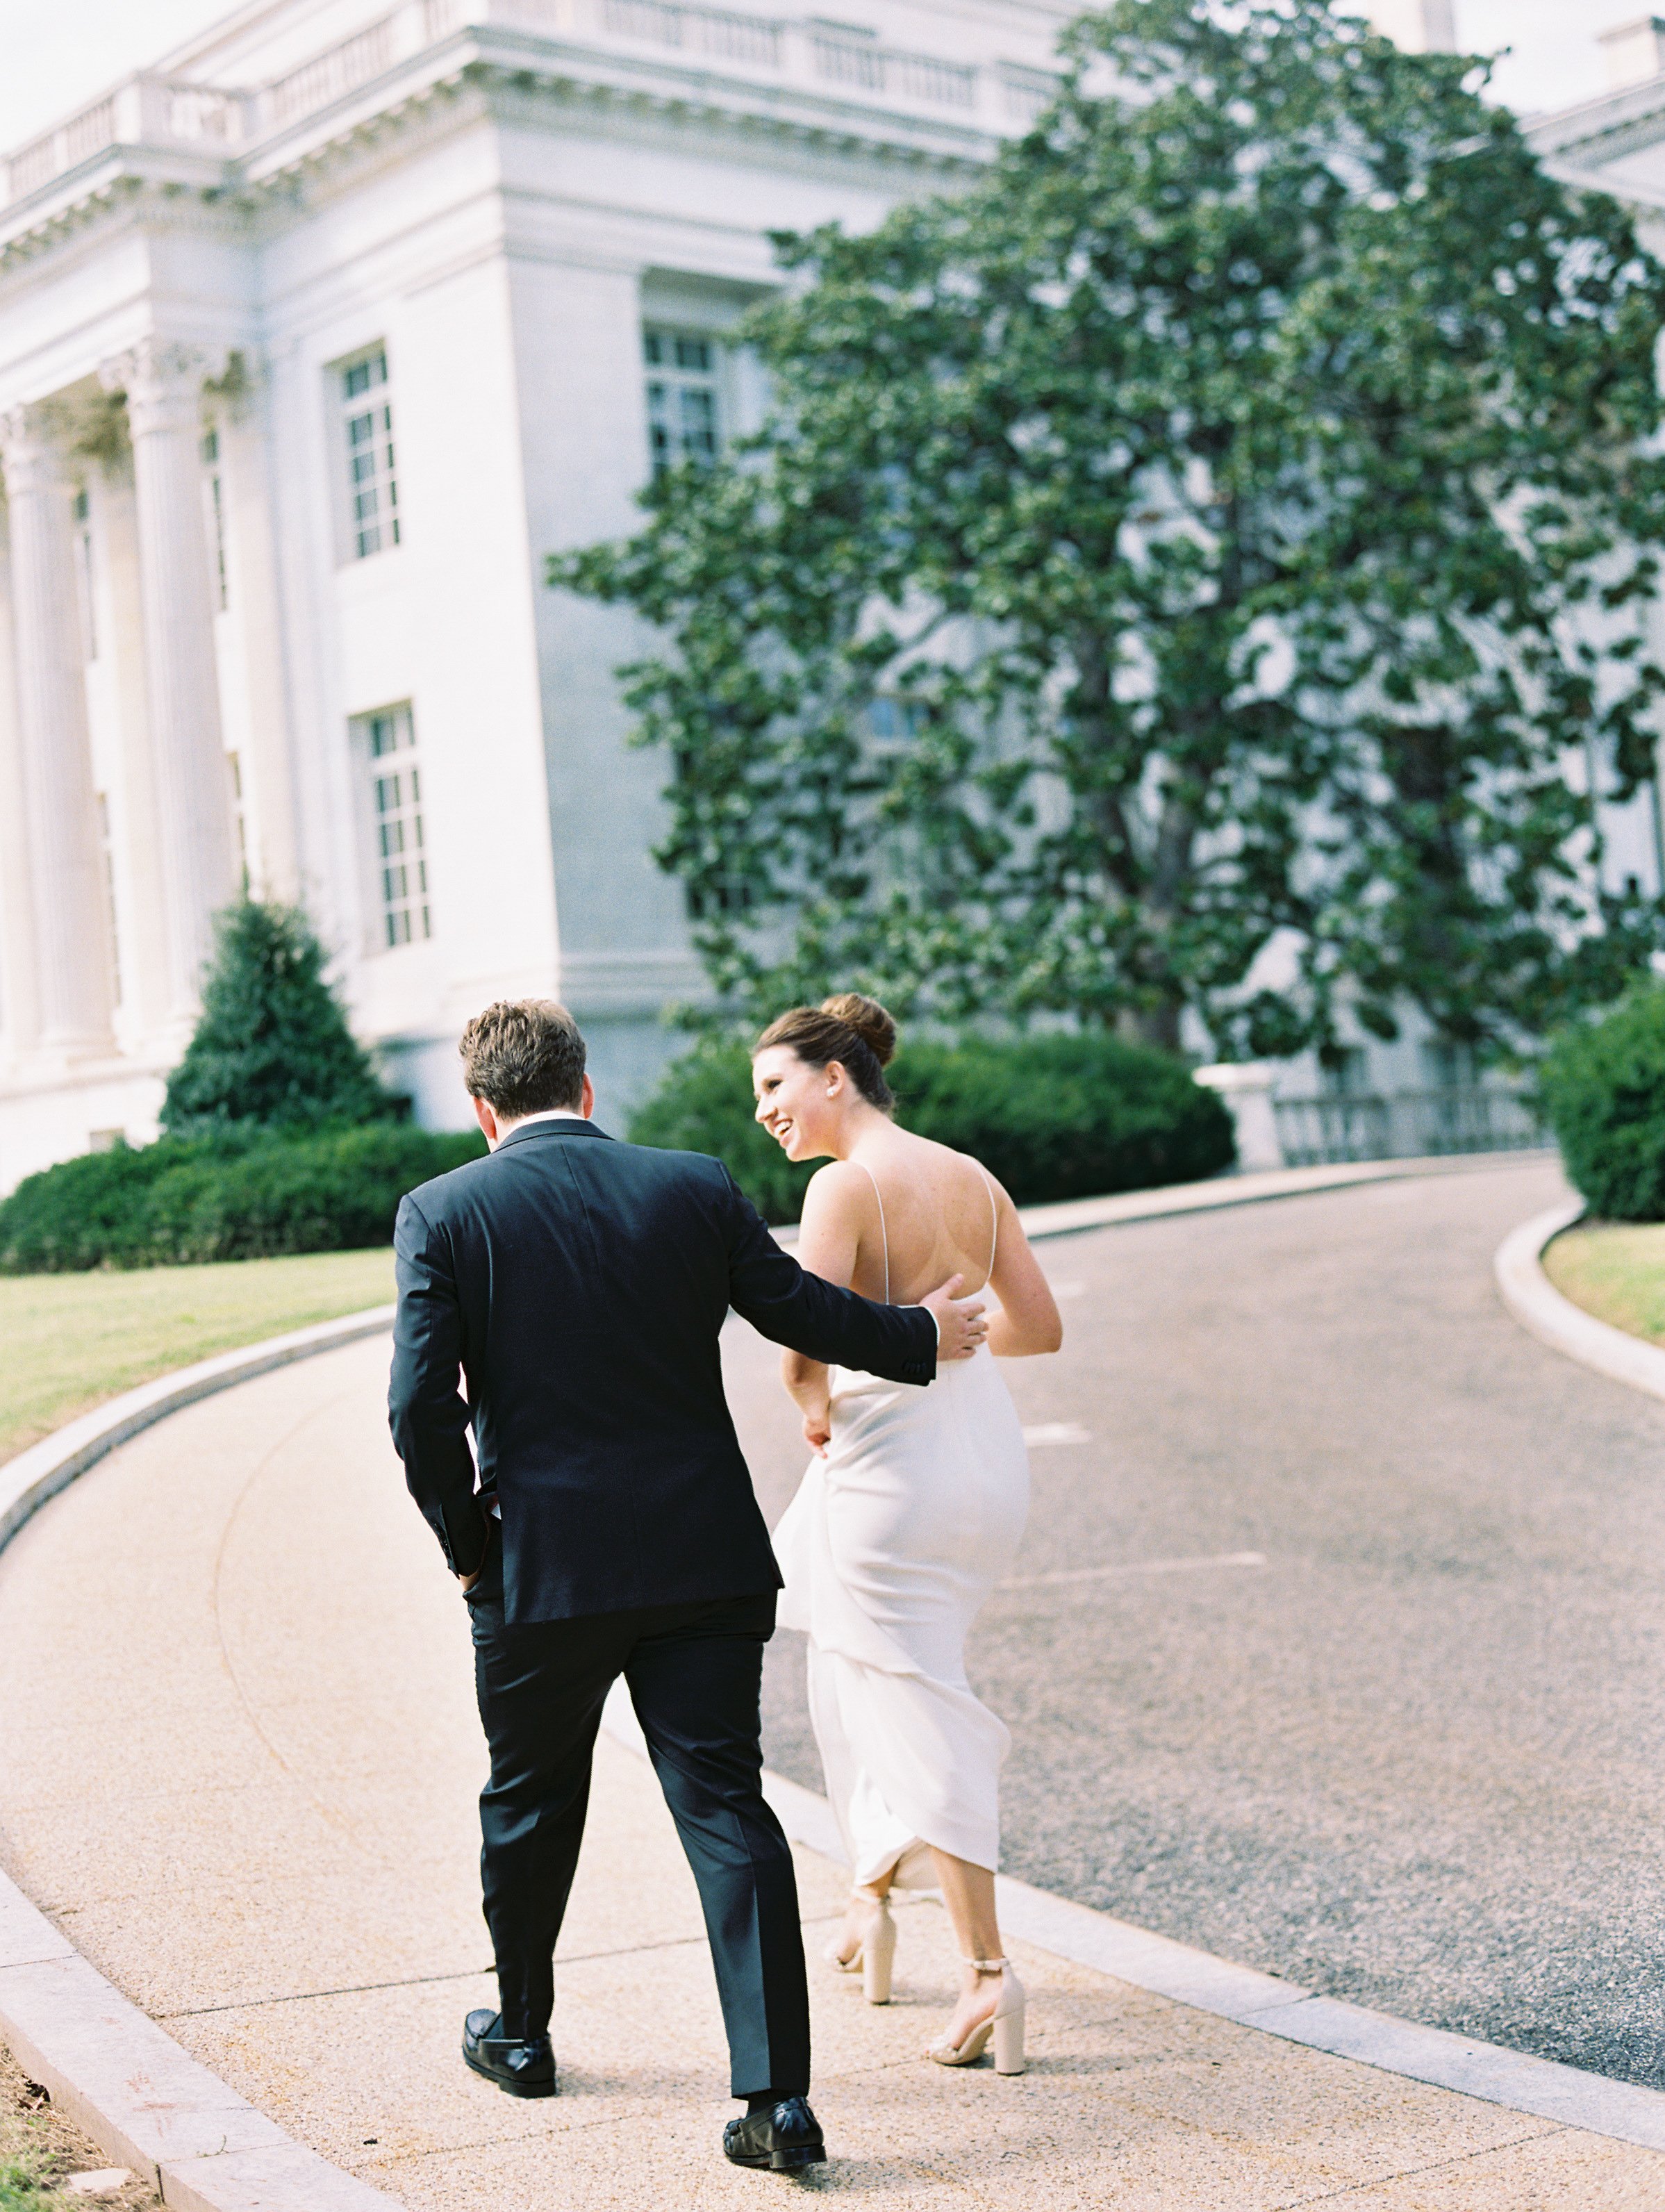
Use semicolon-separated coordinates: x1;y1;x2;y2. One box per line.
227;751;249;891
867;696;918;754
644;328;722;474
341;348;400;559
72;488;97;662
201;428;229;610
358;704;430;948
96;792;122;1007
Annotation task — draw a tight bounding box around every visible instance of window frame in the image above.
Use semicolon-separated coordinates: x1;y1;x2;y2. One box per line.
72;486;97;663
200;426;229;611
643;324;727;477
351;702;432;954
335;345;401;563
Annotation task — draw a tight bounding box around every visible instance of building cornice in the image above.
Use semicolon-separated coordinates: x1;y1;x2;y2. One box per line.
1525;74;1665;163
1;3;1030;272
0;23;1008;296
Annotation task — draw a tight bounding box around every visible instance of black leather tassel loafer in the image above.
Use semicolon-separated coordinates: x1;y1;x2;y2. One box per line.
722;2095;827;2172
461;2009;557;2097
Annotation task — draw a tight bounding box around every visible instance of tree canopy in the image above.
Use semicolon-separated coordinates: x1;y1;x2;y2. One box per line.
161;900;397;1135
553;0;1665;1059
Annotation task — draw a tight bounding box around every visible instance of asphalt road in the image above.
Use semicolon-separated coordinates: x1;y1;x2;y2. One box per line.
723;1156;1665;2090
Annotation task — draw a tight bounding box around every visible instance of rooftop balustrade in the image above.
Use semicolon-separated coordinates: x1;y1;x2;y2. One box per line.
1;0;1058;211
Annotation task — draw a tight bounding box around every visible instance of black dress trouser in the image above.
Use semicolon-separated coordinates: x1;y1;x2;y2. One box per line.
465;1545;809;2099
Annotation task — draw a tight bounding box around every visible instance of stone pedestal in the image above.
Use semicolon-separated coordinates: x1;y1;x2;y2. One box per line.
1193;1062;1284;1173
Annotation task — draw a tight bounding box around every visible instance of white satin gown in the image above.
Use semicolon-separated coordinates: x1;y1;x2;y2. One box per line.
772;1166;1030;1881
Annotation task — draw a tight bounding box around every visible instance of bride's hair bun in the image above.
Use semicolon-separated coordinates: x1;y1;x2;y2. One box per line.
753;991;897;1109
820;993;897;1068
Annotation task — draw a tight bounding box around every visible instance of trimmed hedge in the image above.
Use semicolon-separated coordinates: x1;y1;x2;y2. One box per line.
1541;987;1665;1221
630;1042;818;1224
628;1032;1234;1221
0;1124;486;1273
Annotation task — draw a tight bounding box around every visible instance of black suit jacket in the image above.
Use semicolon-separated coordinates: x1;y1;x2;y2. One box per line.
388;1119;937;1623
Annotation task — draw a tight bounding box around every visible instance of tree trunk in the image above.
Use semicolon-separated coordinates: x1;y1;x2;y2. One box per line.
1120;1000;1185;1053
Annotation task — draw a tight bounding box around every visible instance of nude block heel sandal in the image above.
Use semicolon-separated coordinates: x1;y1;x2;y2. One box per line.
927;1957;1026;2074
823;1890;896;2005
862;1898;896;2004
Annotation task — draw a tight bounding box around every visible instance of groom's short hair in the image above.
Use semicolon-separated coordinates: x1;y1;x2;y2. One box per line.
460;999;587;1118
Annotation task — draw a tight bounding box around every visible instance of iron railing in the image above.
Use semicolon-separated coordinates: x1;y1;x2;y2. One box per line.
1273;1087;1548;1168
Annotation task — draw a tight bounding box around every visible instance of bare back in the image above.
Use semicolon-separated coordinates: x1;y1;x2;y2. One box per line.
785;1121;1061;1407
812;1130;1001;1308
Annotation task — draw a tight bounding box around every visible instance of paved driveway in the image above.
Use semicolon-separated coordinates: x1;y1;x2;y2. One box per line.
727;1157;1665;2090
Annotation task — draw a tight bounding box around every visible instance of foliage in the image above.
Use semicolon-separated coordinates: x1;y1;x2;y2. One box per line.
553;0;1665;1062
889;1032;1234;1200
627;1032;1233;1219
163;900;397;1136
0;1125;484;1273
1540;988;1665;1220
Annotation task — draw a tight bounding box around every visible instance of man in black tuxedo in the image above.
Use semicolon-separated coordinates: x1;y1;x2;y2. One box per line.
388;1000;986;2172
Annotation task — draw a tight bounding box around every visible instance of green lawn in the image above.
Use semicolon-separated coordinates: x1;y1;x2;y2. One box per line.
0;1248;395;1469
1542;1221;1665;1347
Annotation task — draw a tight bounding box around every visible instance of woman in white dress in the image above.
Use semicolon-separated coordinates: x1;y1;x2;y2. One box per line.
755;995;1063;2074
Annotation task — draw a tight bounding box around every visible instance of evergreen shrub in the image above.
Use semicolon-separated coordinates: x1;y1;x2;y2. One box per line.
0;1125;485;1273
1541;987;1665;1220
163;900;399;1135
628;1032;1234;1221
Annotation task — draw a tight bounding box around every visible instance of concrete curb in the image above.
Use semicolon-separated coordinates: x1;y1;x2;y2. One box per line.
599;1686;1665;2153
0;1303;404;2211
1013;1146;1556;1244
1494;1203;1665;1404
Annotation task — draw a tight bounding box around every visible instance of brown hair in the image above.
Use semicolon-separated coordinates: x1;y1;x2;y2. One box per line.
459;999;587;1118
753;992;897;1110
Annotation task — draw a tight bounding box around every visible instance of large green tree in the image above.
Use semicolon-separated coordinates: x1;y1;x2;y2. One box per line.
554;0;1665;1058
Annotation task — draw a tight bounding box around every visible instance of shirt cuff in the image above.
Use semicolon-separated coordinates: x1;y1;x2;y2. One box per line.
927;1307;941;1344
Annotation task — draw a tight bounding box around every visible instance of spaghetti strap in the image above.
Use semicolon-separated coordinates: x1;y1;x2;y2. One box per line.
979;1167;998;1284
856;1160;891;1303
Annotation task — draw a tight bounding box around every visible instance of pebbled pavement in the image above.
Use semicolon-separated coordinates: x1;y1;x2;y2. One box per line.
733;1157;1665;2091
12;1321;1660;2206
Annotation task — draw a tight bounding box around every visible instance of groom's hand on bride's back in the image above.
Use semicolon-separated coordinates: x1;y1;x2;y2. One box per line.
920;1274;988;1362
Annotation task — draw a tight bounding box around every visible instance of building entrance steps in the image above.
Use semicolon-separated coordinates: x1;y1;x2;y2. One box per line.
1;1332;1663;2206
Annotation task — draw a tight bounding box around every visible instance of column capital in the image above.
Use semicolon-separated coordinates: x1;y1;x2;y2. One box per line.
0;401;74;498
100;339;229;440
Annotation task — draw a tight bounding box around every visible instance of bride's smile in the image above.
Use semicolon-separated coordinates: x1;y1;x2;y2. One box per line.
753;1046;854;1162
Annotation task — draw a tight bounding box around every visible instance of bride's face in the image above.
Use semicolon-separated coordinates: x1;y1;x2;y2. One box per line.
752;1046;845;1161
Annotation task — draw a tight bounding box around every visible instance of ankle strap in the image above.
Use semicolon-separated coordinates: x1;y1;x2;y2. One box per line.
966;1956;1009;1974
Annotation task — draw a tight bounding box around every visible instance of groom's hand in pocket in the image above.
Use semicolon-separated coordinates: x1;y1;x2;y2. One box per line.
920;1274;988;1362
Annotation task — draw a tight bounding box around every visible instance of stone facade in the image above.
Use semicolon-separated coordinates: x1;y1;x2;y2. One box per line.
5;2;1665;1188
0;0;1066;1185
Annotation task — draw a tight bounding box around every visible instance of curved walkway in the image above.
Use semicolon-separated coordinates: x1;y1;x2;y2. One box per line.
1;1159;1662;2206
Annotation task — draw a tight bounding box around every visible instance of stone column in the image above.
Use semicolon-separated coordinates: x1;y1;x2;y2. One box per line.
0;403;114;1056
103;339;238;1019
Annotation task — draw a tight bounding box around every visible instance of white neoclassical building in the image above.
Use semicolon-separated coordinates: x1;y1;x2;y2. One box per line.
3;0;1665;1191
0;0;1069;1188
